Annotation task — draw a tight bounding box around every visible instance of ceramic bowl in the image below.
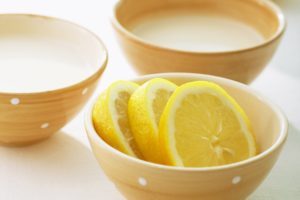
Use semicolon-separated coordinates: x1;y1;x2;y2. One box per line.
112;0;286;84
86;73;288;200
0;14;107;146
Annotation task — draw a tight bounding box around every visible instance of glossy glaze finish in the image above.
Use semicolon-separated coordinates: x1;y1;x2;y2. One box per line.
0;14;108;146
86;73;288;200
112;0;286;84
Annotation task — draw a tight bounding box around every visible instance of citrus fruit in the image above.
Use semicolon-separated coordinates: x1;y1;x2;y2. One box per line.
128;78;177;163
92;80;142;158
159;81;256;167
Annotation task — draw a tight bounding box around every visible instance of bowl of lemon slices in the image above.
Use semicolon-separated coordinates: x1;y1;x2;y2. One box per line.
85;73;288;200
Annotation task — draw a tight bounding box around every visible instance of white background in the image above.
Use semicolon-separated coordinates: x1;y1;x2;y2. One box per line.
0;0;299;199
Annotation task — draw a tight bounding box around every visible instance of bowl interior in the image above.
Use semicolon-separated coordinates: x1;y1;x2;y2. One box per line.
0;14;107;93
88;73;287;166
115;0;284;53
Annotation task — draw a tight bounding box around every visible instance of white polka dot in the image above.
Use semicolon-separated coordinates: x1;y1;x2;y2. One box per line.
232;176;241;184
138;177;147;186
41;123;49;129
82;88;88;95
10;98;20;105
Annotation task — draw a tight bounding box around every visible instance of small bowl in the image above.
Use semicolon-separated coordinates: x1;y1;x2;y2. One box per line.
85;73;288;200
112;0;286;84
0;14;107;146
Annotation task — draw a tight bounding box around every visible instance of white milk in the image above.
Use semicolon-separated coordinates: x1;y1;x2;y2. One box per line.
0;37;92;93
130;10;264;52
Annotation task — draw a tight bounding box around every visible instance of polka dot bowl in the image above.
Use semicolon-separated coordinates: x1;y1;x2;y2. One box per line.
0;14;107;146
85;73;288;200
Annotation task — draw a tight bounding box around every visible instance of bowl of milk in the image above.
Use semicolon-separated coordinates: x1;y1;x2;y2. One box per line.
112;0;285;83
0;14;107;146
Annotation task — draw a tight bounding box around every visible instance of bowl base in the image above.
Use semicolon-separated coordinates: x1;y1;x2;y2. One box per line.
0;136;51;147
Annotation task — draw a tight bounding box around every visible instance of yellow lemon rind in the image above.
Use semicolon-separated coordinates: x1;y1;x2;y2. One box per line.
128;78;177;163
93;80;140;157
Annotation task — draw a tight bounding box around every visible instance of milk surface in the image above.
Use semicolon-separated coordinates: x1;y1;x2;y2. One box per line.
130;10;264;52
0;37;91;93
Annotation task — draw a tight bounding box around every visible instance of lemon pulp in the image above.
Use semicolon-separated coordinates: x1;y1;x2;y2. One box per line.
159;81;256;167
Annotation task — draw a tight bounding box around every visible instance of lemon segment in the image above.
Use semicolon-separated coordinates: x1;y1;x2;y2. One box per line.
159;81;256;167
128;78;177;163
92;81;142;158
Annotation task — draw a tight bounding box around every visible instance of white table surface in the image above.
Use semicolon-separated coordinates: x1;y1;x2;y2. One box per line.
0;0;299;199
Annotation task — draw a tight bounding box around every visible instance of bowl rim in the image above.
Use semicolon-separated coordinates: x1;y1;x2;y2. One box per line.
0;13;108;96
85;73;288;172
111;0;286;55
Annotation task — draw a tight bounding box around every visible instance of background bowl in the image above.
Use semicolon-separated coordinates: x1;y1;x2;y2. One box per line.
86;73;288;200
0;14;107;146
112;0;286;84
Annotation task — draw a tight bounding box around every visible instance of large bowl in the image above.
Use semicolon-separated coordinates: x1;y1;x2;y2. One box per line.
112;0;286;84
86;73;288;200
0;14;107;146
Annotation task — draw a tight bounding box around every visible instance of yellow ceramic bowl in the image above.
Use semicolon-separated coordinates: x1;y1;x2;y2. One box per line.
112;0;286;84
86;73;288;200
0;14;107;146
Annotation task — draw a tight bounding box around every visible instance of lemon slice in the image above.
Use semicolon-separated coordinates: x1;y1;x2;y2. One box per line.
128;78;177;163
159;81;256;167
92;81;142;158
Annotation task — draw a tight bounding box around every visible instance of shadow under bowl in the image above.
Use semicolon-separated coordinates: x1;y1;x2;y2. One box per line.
0;14;108;146
112;0;286;84
86;73;288;200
